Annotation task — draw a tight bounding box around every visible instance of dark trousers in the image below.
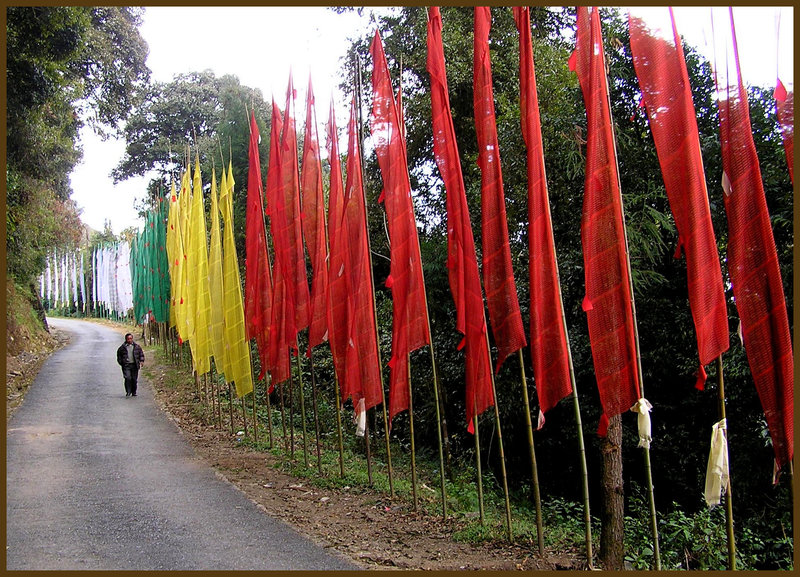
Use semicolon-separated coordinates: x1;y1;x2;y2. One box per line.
122;363;139;395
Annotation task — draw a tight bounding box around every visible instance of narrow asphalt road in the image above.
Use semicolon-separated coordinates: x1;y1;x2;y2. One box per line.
6;317;357;570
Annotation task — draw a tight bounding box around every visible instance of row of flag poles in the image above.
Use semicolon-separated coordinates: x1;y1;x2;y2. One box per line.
74;6;790;569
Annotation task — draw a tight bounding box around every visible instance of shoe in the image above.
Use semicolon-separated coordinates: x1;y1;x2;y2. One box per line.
132;393;137;397
126;393;131;397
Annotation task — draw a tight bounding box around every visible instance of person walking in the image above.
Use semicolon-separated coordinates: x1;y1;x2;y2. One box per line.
116;333;144;397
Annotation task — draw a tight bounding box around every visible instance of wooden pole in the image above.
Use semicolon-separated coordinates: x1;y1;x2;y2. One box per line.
473;414;485;525
295;347;310;468
716;356;736;570
333;372;346;477
364;409;373;485
407;355;418;511
605;50;661;571
227;379;235;435
288;356;295;460
517;350;544;553
487;358;514;542
309;349;324;475
279;382;288;455
354;55;393;497
264;376;274;449
429;339;449;519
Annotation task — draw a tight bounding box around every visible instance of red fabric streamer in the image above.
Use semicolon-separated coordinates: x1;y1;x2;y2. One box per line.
427;6;494;431
301;76;330;355
774;78;794;184
572;6;641;435
265;101;290;386
326;100;351;395
629;9;730;391
272;72;311;351
514;6;573;425
369;29;431;427
473;6;527;373
335;96;384;414
244;110;275;381
714;9;793;476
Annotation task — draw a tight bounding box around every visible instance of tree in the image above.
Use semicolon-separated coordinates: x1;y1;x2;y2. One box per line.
6;7;150;287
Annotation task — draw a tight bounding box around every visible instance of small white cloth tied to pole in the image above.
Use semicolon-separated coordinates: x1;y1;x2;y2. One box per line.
704;418;729;507
630;397;653;449
355;398;366;437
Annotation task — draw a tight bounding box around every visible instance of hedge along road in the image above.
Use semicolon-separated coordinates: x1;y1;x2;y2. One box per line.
6;317;358;570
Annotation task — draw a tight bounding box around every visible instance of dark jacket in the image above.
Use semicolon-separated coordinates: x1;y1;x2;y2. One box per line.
117;341;145;367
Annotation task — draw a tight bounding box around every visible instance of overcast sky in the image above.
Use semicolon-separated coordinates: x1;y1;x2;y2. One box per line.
68;6;793;235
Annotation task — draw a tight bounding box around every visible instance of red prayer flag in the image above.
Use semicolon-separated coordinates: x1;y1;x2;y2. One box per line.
514;7;573;428
629;9;730;390
244;110;275;381
427;6;494;431
341;96;384;413
273;72;311;349
326;99;352;393
265;100;291;386
369;29;431;427
713;8;793;476
473;6;527;373
572;6;641;435
301;76;330;355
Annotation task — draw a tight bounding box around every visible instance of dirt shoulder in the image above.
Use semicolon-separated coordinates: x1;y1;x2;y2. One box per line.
141;343;583;571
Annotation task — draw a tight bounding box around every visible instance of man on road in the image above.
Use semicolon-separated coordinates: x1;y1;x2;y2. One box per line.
116;333;144;397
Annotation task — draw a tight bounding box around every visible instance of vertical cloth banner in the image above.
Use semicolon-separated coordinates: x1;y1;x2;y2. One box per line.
515;6;573;428
340;96;384;414
266;100;291;387
427;6;494;431
369;29;431;426
80;251;86;312
571;6;641;436
207;170;228;378
301;77;330;355
187;159;212;375
712;8;793;478
244;110;274;380
326;99;353;398
220;164;254;397
166;180;181;330
629;8;730;389
473;6;527;373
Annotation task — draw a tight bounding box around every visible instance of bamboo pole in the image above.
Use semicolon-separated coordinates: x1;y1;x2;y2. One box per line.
279;382;288;455
473;414;485;525
517;350;544;554
227;379;235;435
295;347;310;468
604;43;661;571
407;355;418;511
309;349;324;475
354;55;393;497
265;376;274;449
333;372;346;477
429;339;449;519
288;358;295;460
364;409;373;485
251;360;259;445
487;357;514;542
716;356;736;570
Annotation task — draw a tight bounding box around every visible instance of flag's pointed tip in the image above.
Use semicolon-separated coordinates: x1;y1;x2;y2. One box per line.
457;336;466;351
385;274;394;289
568;50;578;72
467;419;475;434
774;78;788;102
581;295;593;312
695;364;707;390
597;413;610;437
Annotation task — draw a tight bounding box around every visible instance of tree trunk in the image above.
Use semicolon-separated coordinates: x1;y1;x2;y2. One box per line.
599;414;625;570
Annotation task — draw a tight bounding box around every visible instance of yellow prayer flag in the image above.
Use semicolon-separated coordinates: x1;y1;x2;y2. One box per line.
187;157;212;375
208;168;227;378
220;163;254;397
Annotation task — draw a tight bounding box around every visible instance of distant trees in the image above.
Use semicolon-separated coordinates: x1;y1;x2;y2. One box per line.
6;7;150;286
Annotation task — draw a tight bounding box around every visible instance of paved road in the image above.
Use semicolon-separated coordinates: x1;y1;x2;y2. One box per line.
6;318;357;570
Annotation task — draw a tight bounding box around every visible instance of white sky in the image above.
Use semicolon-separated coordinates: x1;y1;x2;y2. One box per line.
68;6;793;235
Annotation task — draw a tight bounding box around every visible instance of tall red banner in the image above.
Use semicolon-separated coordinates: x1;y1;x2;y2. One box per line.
571;6;641;435
326;100;352;394
427;6;494;430
713;9;793;476
369;30;431;427
514;6;573;426
244;110;275;381
473;6;527;373
628;9;729;389
301;77;329;355
340;97;384;414
265;101;290;386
